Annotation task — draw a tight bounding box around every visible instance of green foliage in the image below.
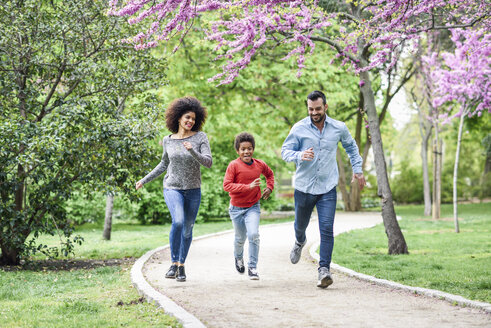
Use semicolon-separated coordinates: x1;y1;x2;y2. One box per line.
391;161;424;204
136;179;172;225
64;188;139;225
0;0;167;264
134;18;360;222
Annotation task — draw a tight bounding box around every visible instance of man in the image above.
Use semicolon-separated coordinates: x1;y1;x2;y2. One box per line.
281;90;366;288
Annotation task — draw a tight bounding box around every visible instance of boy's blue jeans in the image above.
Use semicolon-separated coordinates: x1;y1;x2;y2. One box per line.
163;188;201;264
229;202;261;269
294;188;337;269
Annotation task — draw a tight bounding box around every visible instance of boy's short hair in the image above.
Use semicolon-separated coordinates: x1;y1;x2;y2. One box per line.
234;132;255;151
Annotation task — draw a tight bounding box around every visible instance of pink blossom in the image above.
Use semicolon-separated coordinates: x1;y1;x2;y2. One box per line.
108;0;491;85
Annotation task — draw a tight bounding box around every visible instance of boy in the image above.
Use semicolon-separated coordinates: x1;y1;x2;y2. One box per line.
223;132;274;280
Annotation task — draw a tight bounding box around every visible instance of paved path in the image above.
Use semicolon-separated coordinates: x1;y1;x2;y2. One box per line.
143;212;491;327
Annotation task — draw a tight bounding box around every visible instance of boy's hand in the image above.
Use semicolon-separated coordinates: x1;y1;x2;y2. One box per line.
135;181;143;190
249;178;261;189
261;187;272;200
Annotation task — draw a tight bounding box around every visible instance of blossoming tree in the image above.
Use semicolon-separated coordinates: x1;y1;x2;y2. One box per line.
428;27;490;232
109;0;490;254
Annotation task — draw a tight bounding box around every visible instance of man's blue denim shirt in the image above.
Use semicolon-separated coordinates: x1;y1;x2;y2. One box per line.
281;115;363;195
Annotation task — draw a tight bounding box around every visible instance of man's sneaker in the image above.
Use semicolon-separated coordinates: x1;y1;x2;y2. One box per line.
317;267;333;288
290;239;306;264
176;266;186;282
248;267;259;280
235;258;245;274
165;264;178;279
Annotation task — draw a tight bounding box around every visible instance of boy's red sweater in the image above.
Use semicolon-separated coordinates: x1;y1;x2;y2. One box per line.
223;158;274;208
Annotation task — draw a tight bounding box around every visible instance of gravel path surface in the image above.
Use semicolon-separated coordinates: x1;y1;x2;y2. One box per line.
143;212;491;328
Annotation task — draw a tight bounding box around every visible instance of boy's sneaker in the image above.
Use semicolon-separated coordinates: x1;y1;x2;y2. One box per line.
290;239;306;264
248;267;259;280
317;267;333;288
235;258;245;274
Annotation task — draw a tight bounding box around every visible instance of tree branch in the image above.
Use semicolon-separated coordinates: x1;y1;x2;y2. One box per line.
309;35;359;63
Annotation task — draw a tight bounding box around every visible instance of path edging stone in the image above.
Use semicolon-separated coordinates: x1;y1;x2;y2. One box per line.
131;229;235;328
308;242;491;314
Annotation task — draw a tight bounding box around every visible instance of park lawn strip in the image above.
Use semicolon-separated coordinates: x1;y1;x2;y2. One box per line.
31;221;234;260
1;217;293;327
0;265;180;328
333;202;491;303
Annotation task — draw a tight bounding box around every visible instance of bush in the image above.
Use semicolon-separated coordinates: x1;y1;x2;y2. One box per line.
136;180;172;224
65;189;140;225
391;164;424;204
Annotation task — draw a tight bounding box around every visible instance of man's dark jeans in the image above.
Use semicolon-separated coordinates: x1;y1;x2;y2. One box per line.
294;187;337;269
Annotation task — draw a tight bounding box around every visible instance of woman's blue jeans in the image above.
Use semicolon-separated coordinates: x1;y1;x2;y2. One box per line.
294;188;337;269
163;188;201;264
229;202;261;269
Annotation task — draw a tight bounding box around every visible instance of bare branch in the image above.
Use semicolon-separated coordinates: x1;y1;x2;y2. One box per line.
309;35;359;63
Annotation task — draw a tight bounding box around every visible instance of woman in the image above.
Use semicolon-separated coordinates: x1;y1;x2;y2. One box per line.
136;97;212;282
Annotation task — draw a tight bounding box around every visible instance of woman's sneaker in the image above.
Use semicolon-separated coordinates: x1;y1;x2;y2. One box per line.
248;267;259;280
235;258;245;274
165;264;178;279
176;266;186;282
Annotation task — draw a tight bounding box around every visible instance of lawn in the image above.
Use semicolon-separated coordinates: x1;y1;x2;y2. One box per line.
333;202;491;303
0;218;292;328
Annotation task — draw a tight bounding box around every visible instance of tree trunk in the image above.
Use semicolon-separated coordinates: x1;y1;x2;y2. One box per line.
349;101;363;211
485;148;491;175
432;125;442;219
349;181;361;211
0;245;20;265
337;148;352;210
102;194;114;240
421;136;432;216
453;111;467;233
417;111;432;216
359;69;408;255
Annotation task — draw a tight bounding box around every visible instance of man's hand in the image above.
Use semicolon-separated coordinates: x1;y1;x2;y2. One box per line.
301;147;314;161
351;173;366;191
249;178;261;189
135;181;143;190
261;187;272;200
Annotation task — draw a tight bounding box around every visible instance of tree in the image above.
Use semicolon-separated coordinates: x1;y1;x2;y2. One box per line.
429;28;490;232
149;26;361;220
407;36;441;217
109;0;490;254
0;0;167;265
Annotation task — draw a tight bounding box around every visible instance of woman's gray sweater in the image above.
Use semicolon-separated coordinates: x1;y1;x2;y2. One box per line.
140;131;212;190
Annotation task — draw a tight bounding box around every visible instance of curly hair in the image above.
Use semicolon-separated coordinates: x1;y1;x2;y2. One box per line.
165;97;207;133
234;132;255;151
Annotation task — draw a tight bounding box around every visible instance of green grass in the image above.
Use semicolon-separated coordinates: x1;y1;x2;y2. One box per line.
32;220;235;260
1;217;293;327
0;265;179;328
333;202;491;303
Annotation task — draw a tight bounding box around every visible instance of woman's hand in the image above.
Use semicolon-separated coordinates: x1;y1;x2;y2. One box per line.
183;141;193;150
261;187;272;200
135;181;143;190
